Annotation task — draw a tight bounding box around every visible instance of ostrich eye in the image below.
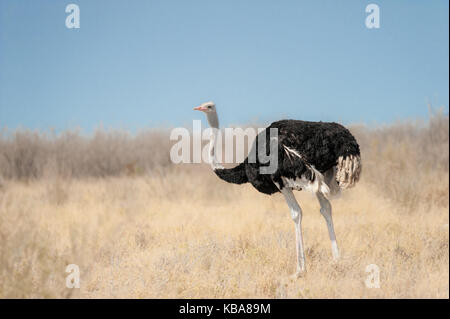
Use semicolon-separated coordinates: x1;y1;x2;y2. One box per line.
207;105;212;109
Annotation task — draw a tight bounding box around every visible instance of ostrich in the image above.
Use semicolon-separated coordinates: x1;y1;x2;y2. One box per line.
194;101;361;277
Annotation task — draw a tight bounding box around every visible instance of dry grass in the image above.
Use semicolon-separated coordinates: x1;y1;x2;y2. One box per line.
0;111;448;298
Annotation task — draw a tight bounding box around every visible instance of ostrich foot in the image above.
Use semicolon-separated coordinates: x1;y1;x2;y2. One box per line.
290;269;306;280
331;252;340;263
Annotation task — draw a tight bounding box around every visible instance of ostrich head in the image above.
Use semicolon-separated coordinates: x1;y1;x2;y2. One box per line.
193;101;219;128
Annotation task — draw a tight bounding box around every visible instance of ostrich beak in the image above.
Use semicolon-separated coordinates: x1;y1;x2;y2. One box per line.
193;106;206;112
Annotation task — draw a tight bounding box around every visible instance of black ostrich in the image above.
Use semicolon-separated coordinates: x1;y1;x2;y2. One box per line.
194;101;361;277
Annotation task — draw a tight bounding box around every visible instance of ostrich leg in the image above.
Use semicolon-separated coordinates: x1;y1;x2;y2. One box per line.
280;188;306;276
316;193;340;260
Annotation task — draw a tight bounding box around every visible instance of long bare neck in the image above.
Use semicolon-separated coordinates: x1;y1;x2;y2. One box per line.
204;110;248;185
206;112;223;170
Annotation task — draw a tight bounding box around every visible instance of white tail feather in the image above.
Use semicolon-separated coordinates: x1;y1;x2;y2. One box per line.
335;154;362;189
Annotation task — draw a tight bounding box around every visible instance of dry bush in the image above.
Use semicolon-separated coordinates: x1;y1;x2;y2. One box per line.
351;108;449;212
0;130;48;180
0;128;172;179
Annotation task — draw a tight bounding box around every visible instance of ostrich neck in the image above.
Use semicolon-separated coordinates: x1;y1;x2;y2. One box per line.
206;112;223;170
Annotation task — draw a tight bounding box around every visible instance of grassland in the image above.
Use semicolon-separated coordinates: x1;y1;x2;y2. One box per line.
0;110;448;298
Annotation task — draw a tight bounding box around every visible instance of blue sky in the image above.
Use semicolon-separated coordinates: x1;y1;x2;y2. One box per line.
0;0;448;132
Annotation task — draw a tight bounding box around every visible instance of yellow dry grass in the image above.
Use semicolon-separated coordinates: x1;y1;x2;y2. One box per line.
0;112;448;298
0;165;448;298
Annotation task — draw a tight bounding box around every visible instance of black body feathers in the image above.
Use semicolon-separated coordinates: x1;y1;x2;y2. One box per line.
214;162;248;184
213;120;361;195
